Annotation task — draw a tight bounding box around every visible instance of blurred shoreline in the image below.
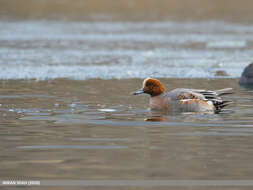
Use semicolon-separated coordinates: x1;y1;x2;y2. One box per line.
1;0;253;23
0;20;252;80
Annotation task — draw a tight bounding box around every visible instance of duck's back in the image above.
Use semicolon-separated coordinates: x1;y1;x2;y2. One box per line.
163;88;232;112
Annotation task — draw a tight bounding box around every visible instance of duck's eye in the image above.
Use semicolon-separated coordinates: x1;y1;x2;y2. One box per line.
149;84;157;87
146;82;155;87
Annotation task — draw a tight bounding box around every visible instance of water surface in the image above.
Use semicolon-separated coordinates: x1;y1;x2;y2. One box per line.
0;21;253;80
1;78;253;189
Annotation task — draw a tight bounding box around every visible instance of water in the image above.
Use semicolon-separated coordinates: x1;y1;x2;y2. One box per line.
1;78;253;189
0;20;253;80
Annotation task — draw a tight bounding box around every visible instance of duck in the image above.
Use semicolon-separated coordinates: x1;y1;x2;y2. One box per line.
133;78;232;112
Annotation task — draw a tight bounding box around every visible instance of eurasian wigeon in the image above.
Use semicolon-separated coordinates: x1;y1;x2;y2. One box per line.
133;78;232;112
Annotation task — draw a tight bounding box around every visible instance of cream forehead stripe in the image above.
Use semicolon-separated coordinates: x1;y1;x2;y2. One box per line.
143;78;152;87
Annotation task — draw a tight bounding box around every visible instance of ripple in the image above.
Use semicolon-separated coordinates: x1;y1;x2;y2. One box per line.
17;145;128;149
1;21;253;80
98;108;116;112
206;40;247;48
71;138;139;142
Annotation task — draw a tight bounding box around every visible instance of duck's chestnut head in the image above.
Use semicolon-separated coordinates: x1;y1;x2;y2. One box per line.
133;78;165;97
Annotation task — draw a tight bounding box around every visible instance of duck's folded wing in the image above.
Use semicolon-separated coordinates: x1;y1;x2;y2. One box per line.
166;88;206;100
167;88;233;101
165;89;213;111
191;88;233;99
166;88;233;111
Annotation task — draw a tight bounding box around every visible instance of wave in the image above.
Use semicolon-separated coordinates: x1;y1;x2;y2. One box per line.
0;21;252;80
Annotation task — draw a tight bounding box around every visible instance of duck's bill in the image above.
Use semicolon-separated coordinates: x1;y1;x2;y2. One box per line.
133;89;144;95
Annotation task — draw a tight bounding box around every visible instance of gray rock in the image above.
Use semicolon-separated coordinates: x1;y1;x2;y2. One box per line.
239;63;253;85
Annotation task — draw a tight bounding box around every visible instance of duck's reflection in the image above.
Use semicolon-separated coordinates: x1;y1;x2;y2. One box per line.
144;110;166;122
145;116;165;122
144;109;228;122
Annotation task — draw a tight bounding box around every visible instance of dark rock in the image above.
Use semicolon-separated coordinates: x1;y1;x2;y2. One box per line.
239;63;253;85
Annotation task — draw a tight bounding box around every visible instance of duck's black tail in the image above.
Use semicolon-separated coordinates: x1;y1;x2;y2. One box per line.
194;88;233;110
213;99;233;110
213;88;233;110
